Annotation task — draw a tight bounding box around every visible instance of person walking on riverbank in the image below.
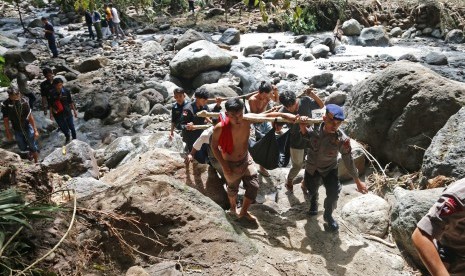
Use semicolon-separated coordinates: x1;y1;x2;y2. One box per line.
104;3;114;36
40;68;54;115
109;4;125;39
49;78;78;144
41;17;58;58
2;86;40;163
188;0;195;13
92;9;103;40
84;10;95;40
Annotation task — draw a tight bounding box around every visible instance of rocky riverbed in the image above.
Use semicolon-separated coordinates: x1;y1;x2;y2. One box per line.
1;0;465;275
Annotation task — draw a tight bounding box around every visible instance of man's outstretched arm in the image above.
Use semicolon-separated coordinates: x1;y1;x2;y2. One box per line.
412;228;449;276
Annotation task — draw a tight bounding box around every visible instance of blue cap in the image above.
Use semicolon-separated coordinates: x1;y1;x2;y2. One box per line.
325;104;345;121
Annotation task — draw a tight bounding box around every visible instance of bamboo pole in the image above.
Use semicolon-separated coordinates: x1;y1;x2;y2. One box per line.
195;110;323;124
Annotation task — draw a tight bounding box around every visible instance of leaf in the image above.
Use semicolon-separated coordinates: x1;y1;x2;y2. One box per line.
243;0;249;6
296;6;302;18
254;0;259;6
261;12;268;22
2;215;32;229
0;231;5;249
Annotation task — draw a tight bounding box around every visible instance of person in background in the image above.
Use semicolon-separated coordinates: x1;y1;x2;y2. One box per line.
92;9;103;40
188;0;195;13
104;3;114;35
109;3;125;39
84;9;95;40
170;88;189;140
1;86;40;163
40;68;54;115
100;16;111;39
41;17;58;58
49;78;78;144
412;178;465;276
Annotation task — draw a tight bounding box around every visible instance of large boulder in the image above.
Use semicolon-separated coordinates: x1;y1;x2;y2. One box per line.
391;187;442;268
138;88;164;108
64;177;110;198
338;139;366;181
42;140;99;178
192;70;222;89
83;150;254;266
311;44;330;59
83;93;111;120
159;34;176;51
243;45;264;57
341;194;390;237
131;95;151;115
198;83;240;98
421;107;465;180
0;34;20;48
341;19;363;36
169;40;232;79
358;26;391;47
219;28;240;45
3;49;36;65
411;3;441;27
75;56;109;73
174;29;211;50
345;61;465;171
228;57;268;94
424;52;448;65
104;96;131;124
308;71;333;88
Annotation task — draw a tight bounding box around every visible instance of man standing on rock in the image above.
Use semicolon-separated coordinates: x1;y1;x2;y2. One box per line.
248;80;279;177
299;104;367;232
279;90;324;192
41;17;58;58
2;86;40;163
412;178;465;276
211;98;297;222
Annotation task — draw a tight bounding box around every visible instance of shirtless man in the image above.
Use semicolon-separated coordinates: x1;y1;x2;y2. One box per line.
248;80;280;176
211;98;296;222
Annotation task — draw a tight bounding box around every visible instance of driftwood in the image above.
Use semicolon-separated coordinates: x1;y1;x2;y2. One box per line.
362;234;396;248
196;110;323;124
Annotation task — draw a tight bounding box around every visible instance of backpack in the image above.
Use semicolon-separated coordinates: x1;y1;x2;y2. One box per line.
249;128;290;170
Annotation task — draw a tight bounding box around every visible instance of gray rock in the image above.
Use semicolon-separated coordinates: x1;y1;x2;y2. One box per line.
263;48;286;60
138;88;164;108
159;23;170;31
398;53;419;62
169;40;232;79
431;29;442;38
379;54;396;61
131;95;151;115
359;26;391;47
126;266;150;276
299;53;315;61
345;61;465;171
205;8;225;18
192;70;222;88
391;187;442;268
424;52;448;65
75;56;109;73
445;29;464;44
325;91;347;106
262;37;278;49
0;34;20;48
27;18;43;28
338;139;366;181
84;93;111;120
422;27;433;35
198;83;239;98
3;49;36;65
311;44;330;59
219;28;240;45
308;71;333;88
174;29;211;50
65;177;110;198
228;57;268;93
42;140;99;178
160;34;176;51
401;30;412;39
341;19;363;36
140;40;164;56
341;194;390;237
421;107;465;179
390;27;403;37
104;96;131;124
103;136;135;168
149;103;170;116
243;45;264;57
293;35;307;43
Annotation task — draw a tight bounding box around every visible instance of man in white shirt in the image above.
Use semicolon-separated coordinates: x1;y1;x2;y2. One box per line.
109;4;125;39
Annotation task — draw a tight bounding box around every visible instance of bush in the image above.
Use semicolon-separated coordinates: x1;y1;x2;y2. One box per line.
284;6;317;35
0;56;11;87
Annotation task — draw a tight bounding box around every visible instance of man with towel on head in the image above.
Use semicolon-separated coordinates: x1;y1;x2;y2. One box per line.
211;98;296;222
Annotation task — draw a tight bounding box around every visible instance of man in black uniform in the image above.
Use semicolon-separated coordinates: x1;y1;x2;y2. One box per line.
180;88;221;163
40;67;54;115
412;178;465;276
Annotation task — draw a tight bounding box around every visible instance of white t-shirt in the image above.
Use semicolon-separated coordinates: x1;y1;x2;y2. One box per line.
111;8;120;23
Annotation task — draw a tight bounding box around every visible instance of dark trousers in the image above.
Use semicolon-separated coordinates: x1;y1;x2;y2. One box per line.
87;24;95;39
47;38;58;57
55;114;76;139
304;169;341;215
94;22;103;40
24;93;36;109
188;1;194;12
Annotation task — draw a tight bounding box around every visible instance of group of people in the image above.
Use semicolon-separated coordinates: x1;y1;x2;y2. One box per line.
84;3;125;41
170;82;367;231
1;68;78;163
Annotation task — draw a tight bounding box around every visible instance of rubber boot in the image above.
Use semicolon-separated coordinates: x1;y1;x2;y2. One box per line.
308;194;318;216
323;210;339;232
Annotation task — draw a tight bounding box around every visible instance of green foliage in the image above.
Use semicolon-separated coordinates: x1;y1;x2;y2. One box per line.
0;56;11;88
285;6;317;34
0;188;59;274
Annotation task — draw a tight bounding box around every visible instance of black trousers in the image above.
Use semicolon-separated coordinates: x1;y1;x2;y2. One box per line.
188;1;194;12
304;169;341;215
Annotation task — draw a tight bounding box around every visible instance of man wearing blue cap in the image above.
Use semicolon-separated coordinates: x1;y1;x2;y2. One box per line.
298;104;368;232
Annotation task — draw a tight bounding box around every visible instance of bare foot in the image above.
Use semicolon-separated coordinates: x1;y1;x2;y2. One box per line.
228;209;238;217
238;212;257;222
285;180;293;193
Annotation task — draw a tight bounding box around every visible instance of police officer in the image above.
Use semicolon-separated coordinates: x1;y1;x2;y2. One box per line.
412;178;465;276
299;104;367;232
